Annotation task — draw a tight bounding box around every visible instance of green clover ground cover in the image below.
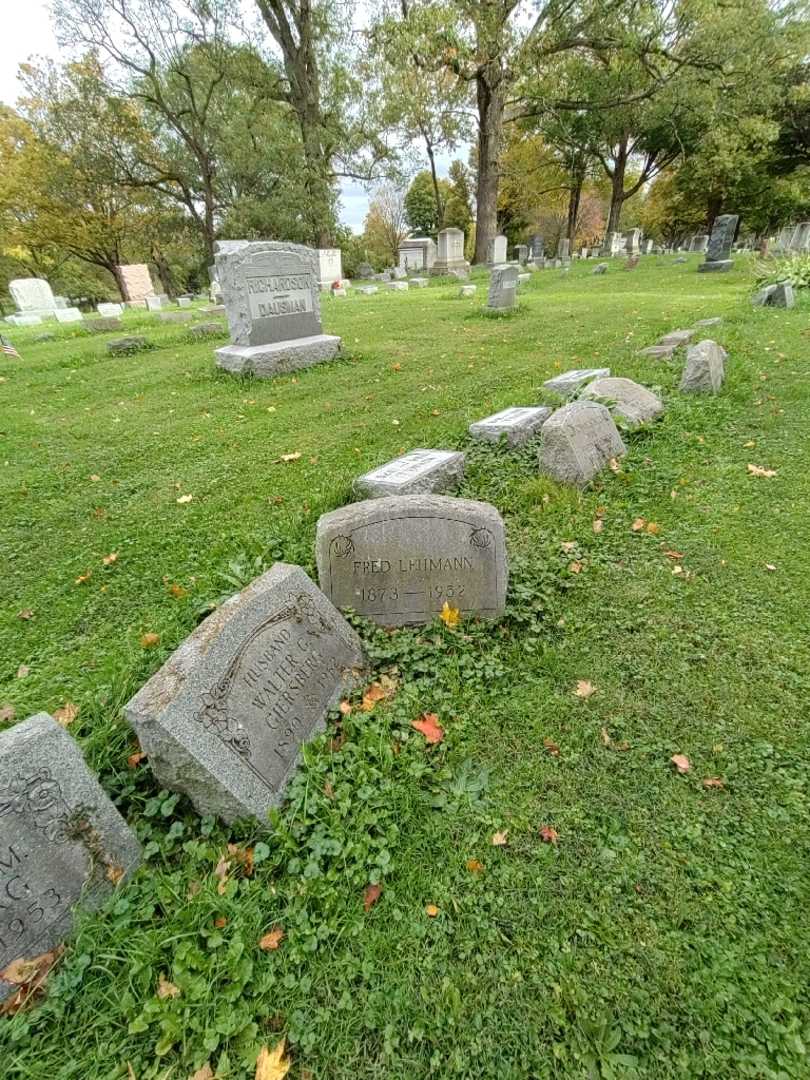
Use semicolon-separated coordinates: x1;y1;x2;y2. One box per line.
1;258;809;1078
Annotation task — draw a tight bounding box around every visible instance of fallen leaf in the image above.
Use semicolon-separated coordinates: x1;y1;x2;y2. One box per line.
439;601;461;628
600;727;612;747
339;700;352;716
323;779;334;798
259;927;285;950
608;458;621;473
466;858;484;873
280;452;301;463
255;1039;291;1080
53;702;79;727
631;517;646;532
214;855;231;895
189;1064;215;1080
765;563;777;572
176;493;194;504
106;862;125;885
89;474;101;482
747;463;777;478
671;754;690;774
361;682;386;711
560;540;576;553
672;565;684;576
169;583;187;599
412;712;444;744
363;883;382;912
127;750;146;768
646;522;661;535
425;904;440;917
140;632;160;648
17;609;33;620
75;571;92;585
663;550;684;560
491;830;509;846
0;948;63;1015
539;826;559;844
743;440;756;448
574;680;596;699
391;362;401;371
102;552;118;566
0;704;15;723
227;843;254;876
214;916;227;929
543;738;560;756
568;560;583;574
157;973;181;999
592;518;604;534
703;777;725;789
16;665;29;679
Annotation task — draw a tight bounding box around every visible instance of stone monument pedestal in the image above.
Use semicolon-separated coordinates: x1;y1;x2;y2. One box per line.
697;260;733;273
216;334;341;377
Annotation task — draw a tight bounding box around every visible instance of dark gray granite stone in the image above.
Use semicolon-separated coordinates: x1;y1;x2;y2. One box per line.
107;336;150;355
752;282;795;308
0;714;141;1000
699;214;739;273
316;495;508;627
125;563;365;823
487;265;518;310
354;449;464;498
538;401;626;486
86;317;123;333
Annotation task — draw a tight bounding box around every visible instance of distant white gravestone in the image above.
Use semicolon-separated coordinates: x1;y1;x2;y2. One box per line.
317;248;343;289
7;278;58;323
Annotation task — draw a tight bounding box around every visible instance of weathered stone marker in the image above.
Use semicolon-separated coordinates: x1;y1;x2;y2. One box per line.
54;308;84;324
107;336;150;355
752;282;795;308
0;714;141;1001
543;367;610;397
316;495;507;627
538;401;626;486
459;285;477;298
159;311;193;324
125;564;365;823
432;228;469;277
6;278;58;324
679;340;727;393
117;264;155;302
487;235;508;266
214;240;341;378
638;344;677;360
592;263;608;275
659;329;694;348
355;449;464;498
698;215;739;273
469;406;551;446
97;303;123;318
580;377;664;428
86;317;123;333
487;265;518;311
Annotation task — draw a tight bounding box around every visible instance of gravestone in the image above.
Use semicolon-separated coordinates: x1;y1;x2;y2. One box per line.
694;317;723;327
538;401;626;486
592;263;608;275
517;273;530;284
410;277;429;288
215;240;341;377
190;322;227;339
107;336;150;355
659;329;694;348
698;215;739;273
638;344;677;359
203;305;226;316
515;244;528;265
543;367;610;397
331;287;347;299
643;239;654;254
469;405;551;447
86;317;123;333
487;265;518;311
679;340;727;393
432;228;469;276
388;281;409;291
580;376;664;428
357;286;378;296
117;264;155;302
126;564;364;822
97;303;123;318
317;249;343;290
8;278;58;322
558;238;570;261
159;311;193;323
5;315;42;327
145;296;162;312
752;281;795;308
0;714;141;1001
459;284;477;297
624;228;641;255
398;238;436;273
177;297;192;308
390;266;407;280
316;495;507;627
624;255;640;270
487;235;508;266
355;449;464;498
356;262;374;279
689;234;709;253
54;308;84;324
530;235;544;260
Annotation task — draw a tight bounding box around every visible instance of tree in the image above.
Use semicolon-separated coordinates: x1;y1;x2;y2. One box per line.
404;170;452;235
363;184;408;264
443;159;473;233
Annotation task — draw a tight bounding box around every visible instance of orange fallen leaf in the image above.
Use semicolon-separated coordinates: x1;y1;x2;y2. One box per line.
663;550;684;560
491;830;509;846
363;883;382;912
0;947;63;1015
539;825;559;844
466;858;484;873
106;862;125;885
671;754;690;774
425;904;440;917
157;973;180;999
227;843;254;876
702;777;725;789
102;552;118;566
631;517;646;532
259;927;285;950
127;750;146;768
568;560;583;574
412;712;444;744
543;738;560;756
439;601;461;628
361;682;386;711
574;680;596;699
168;583;187;599
140;632;160;648
214;916;228;929
53;702;78;727
391;362;401;371
255;1038;291;1080
75;571;92;585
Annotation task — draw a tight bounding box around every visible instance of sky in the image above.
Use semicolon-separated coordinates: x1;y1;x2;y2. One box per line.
0;0;456;235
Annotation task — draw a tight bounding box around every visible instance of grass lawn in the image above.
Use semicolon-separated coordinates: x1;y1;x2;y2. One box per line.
1;257;809;1078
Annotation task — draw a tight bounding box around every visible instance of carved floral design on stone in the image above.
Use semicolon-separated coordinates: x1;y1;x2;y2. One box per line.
287;592;333;637
197;681;253;757
0;768;71;842
470;528;494;549
331;535;354;559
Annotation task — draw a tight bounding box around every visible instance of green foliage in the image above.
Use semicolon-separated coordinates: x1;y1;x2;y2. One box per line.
404;170;451;236
753;252;810;290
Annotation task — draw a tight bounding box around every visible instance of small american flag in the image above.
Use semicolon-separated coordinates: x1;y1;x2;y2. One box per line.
0;335;20;359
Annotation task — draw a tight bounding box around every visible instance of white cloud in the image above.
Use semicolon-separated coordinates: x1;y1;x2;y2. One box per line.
0;0;58;107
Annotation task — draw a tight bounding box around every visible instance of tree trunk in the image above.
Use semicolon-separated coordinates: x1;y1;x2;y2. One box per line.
152;246;176;300
473;62;504;265
424;135;444;233
604;136;629;240
566;165;584;247
706;193;723;233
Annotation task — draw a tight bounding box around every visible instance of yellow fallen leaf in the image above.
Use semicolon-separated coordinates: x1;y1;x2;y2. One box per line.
592;518;604;534
645;522;661;535
439;601;461;628
255;1038;291;1080
259;927;284;951
53;702;79;727
176;493;193;504
425;904;440;917
280;452;301;462
157;973;181;999
75;571;92;585
631;517;646;532
466;858;484;873
574;680;596;699
747;463;777;478
140;632;160;649
608;458;621;473
491;830;509;846
214;855;231;895
102;552;118;565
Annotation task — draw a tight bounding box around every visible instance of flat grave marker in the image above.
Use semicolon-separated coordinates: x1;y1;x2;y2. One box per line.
469;406;551;447
355;449;464;498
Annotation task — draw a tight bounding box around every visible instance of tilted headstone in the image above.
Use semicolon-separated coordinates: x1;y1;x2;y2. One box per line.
580;377;664;428
97;303;123;318
410;277;429;288
145;296;162;312
459;285;477;297
356;262;374;279
117;264;155;302
469;406;551;447
487;265;518;311
125;564;365;822
699;215;739;273
432;228;469;276
398;238;436;273
316;495;507;627
752;281;795;308
317;249;343;289
54;308;83;324
0;714;141;1001
355;449;464;498
538;401;626;486
487;235;508;266
107;336;150;355
86;317;123;333
543;367;610;397
659;329;694;348
515;244;528;265
8;278;57;320
214;241;341;378
592;263;608;275
679;340;727;393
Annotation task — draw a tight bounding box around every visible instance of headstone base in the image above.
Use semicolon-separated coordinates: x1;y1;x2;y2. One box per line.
698;260;733;273
216;335;341;378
